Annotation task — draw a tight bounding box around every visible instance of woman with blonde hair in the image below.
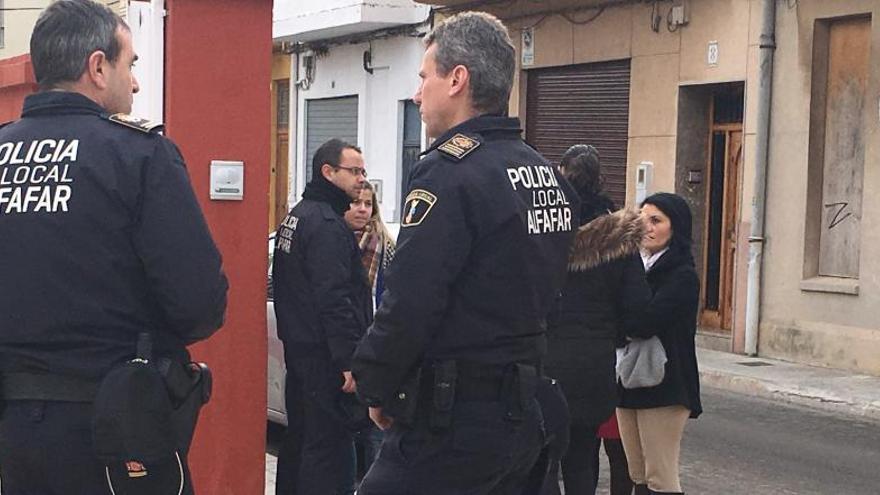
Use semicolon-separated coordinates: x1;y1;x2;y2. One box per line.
344;182;396;310
344;181;396;478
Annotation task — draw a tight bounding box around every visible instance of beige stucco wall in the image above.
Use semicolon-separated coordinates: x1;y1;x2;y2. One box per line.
0;1;126;60
504;0;756;209
0;1;48;59
760;0;880;375
503;0;755;348
446;0;880;374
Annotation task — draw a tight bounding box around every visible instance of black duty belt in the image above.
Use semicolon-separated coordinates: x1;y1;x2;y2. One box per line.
1;372;100;402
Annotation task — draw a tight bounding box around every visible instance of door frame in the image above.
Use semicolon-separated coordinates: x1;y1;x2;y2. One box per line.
699;111;743;332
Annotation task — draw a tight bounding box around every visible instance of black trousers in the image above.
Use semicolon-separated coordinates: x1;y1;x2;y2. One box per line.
0;400;194;495
275;358;356;495
357;400;544;495
560;423;602;494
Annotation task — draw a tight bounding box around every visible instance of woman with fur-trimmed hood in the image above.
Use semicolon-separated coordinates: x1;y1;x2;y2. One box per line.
545;145;652;495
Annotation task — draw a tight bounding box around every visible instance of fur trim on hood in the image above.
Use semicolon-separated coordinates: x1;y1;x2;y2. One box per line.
568;208;645;272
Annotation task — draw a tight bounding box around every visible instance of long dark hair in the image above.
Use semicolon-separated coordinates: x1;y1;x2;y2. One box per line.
560;144;614;224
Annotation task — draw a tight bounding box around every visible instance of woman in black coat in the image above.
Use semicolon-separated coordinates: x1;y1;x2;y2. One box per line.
617;192;702;495
545;145;652;494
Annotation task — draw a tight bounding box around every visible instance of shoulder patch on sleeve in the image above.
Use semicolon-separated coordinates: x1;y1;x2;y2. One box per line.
107;113;164;134
437;133;480;161
401;189;438;227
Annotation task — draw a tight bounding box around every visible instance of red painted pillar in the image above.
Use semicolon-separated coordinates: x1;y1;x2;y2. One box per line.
0;55;37;122
164;1;272;494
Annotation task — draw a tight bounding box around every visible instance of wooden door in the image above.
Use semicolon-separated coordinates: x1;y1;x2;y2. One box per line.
270;79;290;231
701;127;742;331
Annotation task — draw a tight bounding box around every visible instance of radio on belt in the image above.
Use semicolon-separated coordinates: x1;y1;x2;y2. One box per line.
210;160;244;201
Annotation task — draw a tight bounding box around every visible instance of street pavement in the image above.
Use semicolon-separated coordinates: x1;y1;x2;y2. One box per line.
266;349;880;494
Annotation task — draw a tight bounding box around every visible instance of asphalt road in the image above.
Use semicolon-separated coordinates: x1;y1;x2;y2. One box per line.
266;386;880;495
594;386;880;494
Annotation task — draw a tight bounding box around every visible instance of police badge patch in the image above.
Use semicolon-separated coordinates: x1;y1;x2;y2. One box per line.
437;133;480;160
401;189;437;227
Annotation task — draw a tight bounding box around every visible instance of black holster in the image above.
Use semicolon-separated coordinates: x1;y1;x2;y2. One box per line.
92;333;212;463
501;363;537;422
429;360;457;430
156;358;213;455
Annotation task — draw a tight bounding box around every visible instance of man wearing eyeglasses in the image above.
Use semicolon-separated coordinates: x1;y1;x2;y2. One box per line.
272;138;372;495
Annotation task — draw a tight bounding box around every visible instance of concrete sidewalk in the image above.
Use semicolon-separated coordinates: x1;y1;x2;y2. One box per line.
697;347;880;422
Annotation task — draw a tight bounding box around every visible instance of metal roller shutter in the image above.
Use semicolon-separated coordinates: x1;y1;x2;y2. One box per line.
525;59;631;207
305;96;358;183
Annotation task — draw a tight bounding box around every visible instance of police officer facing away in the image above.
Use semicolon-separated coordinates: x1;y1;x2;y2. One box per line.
273;139;372;495
352;12;579;495
0;1;228;494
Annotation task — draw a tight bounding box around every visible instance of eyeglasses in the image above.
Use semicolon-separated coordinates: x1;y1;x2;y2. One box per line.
335;165;368;178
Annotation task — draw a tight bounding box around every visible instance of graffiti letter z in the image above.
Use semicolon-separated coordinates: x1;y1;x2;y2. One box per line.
824;202;852;230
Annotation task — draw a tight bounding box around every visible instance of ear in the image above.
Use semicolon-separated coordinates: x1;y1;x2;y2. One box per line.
320;163;335;181
85;50;110;90
448;65;470;98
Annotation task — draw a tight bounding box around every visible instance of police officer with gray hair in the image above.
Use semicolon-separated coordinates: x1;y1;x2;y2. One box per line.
352;11;579;494
0;1;228;493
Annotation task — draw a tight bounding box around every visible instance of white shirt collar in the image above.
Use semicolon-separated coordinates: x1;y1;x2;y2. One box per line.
641;247;669;272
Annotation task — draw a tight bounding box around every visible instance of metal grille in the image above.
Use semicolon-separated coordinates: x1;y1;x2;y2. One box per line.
304;96;358;183
526;59;632;207
276;80;290;129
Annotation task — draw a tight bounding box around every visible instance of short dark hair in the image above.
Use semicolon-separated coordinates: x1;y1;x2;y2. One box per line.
30;0;128;89
424;12;515;115
311;138;362;182
560;144;602;195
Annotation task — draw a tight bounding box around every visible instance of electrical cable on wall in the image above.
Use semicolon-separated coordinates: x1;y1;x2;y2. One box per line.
562;7;606;26
650;1;661;32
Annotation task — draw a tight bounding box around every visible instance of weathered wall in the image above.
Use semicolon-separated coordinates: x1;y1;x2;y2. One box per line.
760;0;880;375
497;0;754;353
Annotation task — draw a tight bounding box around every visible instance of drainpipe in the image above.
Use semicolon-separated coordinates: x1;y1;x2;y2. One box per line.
744;0;777;356
289;51;300;205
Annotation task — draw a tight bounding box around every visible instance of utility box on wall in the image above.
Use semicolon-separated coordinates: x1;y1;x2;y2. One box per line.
636;161;654;204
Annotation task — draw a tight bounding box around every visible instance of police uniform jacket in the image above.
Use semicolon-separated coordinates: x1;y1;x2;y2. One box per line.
352;115;580;407
0;91;228;382
272;177;372;371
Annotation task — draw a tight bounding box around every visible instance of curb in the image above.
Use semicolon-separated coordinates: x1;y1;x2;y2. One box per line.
699;368;880;423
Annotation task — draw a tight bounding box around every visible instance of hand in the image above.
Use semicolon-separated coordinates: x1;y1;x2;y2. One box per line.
369;407;394;431
341;371;356;393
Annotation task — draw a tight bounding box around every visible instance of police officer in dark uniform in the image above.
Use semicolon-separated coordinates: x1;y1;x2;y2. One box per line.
272;138;372;495
352;12;579;495
0;1;228;494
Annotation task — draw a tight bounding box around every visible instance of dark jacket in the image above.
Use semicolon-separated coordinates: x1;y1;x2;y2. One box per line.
0;91;228;381
546;208;651;426
272;178;372;371
352;115;579;407
618;246;702;418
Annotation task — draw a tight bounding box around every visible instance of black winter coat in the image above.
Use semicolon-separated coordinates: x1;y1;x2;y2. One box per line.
618;247;702;418
273;179;372;371
546;209;651;426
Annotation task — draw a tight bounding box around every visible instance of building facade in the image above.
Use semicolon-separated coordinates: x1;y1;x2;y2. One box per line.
273;0;431;230
418;0;880;376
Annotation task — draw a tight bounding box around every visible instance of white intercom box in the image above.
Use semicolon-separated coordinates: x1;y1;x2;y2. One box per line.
636;161;654;204
210;160;244;201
